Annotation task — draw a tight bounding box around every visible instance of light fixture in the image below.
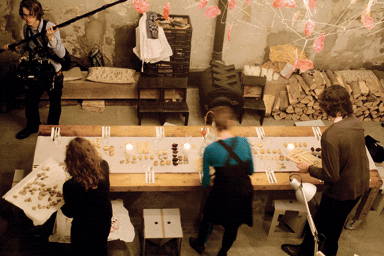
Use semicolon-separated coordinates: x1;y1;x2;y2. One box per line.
289;174;325;256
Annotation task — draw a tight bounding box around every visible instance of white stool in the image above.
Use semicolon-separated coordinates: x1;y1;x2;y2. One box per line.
371;167;384;215
268;200;308;238
143;208;183;256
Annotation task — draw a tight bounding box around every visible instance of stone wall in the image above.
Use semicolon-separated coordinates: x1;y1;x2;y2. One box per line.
0;0;383;71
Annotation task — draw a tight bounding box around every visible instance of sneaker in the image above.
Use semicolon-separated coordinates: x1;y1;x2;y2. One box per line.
16;127;38;140
281;244;302;256
189;237;205;255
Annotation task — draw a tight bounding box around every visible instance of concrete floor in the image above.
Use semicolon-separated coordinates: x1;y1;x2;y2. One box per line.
0;88;384;256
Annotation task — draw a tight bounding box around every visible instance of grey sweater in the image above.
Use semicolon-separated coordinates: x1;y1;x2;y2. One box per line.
308;116;370;201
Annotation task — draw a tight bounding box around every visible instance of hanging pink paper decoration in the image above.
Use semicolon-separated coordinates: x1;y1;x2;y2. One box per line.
247;0;252;5
361;5;374;30
273;0;284;9
313;33;325;53
305;19;315;36
308;0;317;9
292;11;300;26
273;0;296;9
198;0;208;10
284;0;296;8
228;25;232;41
163;3;170;21
361;14;374;30
132;0;149;14
229;0;236;10
297;59;314;72
205;6;221;18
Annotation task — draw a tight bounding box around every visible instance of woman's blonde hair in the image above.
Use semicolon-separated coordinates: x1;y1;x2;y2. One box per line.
211;105;236;132
64;137;105;191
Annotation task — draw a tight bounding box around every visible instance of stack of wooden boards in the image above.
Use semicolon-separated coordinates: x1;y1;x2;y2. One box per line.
265;69;384;122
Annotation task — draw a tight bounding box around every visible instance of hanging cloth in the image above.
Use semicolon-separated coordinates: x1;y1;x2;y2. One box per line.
133;12;173;71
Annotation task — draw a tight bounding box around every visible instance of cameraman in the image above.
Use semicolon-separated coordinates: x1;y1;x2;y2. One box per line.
1;0;65;139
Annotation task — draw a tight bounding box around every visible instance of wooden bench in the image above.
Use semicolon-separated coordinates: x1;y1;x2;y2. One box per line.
36;72;181;101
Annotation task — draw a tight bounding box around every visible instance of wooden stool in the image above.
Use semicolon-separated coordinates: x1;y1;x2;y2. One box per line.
143;208;183;256
268;200;308;238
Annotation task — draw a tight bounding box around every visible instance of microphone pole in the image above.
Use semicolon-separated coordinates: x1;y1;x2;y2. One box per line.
0;0;127;53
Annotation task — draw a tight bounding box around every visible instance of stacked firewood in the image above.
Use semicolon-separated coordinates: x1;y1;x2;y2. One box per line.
267;70;384;121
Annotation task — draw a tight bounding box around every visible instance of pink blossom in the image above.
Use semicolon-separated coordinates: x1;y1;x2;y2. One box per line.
313;33;325;53
304;19;315;36
132;0;149;14
308;0;317;9
247;0;252;5
292;11;300;26
297;59;314;72
198;0;208;10
228;25;232;41
273;0;296;9
229;0;236;10
205;6;221;18
361;5;374;30
284;0;296;8
163;3;170;21
361;14;374;30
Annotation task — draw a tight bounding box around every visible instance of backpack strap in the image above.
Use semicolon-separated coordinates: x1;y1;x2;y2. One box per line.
217;138;245;165
26;20;49;54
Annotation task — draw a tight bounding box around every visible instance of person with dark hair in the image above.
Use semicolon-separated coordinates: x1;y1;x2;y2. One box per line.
281;85;370;256
61;137;112;256
1;0;65;139
189;106;254;256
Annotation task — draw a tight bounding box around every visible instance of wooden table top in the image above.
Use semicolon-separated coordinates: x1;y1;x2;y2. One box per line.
37;125;383;192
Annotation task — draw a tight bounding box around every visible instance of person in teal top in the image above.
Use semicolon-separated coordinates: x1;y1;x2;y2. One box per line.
202;136;254;188
190;106;255;256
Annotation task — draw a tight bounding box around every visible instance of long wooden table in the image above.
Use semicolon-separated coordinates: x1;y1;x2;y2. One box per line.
36;125;383;227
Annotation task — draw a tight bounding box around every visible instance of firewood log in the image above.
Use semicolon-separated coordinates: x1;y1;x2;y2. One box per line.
358;81;369;96
350;81;361;99
301;95;313;104
321;70;332;88
292;114;300;121
264;94;275;117
295;75;310;94
325;70;340;86
288;77;301;102
279;91;289;110
302;71;317;90
300;114;310;121
286;105;294;114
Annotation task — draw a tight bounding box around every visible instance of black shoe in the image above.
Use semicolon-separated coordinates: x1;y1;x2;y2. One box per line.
381;123;384;128
281;244;302;256
16;127;38;140
189;237;205;255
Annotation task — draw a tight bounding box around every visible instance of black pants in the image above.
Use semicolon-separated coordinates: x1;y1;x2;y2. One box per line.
300;193;360;256
24;73;63;129
71;217;111;256
196;217;241;254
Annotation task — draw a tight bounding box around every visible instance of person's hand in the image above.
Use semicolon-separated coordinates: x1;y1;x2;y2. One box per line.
46;25;58;41
1;44;18;52
297;161;310;173
1;44;9;51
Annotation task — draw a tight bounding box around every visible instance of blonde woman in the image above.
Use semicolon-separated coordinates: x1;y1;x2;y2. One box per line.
61;137;112;256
